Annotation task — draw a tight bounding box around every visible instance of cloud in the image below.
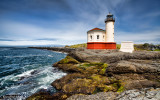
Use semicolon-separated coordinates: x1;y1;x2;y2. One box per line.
0;0;160;46
0;20;88;46
116;28;160;44
0;39;15;41
34;38;58;41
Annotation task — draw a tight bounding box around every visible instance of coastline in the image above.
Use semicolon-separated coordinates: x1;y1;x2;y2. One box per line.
27;47;160;100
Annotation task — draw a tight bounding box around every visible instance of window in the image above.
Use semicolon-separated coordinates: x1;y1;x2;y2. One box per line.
90;35;92;39
97;35;99;39
103;35;105;39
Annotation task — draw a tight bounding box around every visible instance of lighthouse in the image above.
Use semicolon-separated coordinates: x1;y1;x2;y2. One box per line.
87;12;116;49
105;12;115;42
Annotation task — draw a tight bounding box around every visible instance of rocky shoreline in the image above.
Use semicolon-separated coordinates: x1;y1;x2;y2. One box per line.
27;47;160;100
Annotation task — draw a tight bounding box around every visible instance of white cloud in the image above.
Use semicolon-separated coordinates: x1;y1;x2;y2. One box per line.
0;20;88;46
116;29;160;44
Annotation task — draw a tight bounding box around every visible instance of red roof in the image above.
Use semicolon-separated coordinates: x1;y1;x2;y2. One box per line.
89;28;103;31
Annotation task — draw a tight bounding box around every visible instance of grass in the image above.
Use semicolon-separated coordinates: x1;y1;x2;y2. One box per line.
112;80;124;92
153;49;160;51
65;43;87;48
58;56;79;64
66;43;160;51
78;62;105;69
116;44;121;49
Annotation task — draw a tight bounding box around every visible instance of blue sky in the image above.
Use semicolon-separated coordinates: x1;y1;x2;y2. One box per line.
0;0;160;46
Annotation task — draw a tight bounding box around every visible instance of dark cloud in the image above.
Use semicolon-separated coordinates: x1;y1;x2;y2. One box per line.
0;0;71;15
0;39;15;41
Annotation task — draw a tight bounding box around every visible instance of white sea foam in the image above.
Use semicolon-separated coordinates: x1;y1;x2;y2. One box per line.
48;55;54;57
36;66;66;85
16;69;35;77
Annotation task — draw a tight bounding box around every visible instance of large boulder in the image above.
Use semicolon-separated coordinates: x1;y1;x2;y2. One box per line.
106;60;160;74
105;60;160;90
51;73;86;90
51;73;113;94
69;50;160;63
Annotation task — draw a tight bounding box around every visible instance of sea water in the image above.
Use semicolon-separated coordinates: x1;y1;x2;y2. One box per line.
0;47;67;99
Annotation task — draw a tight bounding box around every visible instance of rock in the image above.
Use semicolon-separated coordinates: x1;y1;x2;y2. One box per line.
67;92;118;100
57;56;80;64
51;73;86;90
124;80;160;90
68;49;160;63
52;73;114;94
116;88;160;100
28;47;160;99
106;60;160;74
26;91;71;100
51;71;122;94
53;57;108;75
26;90;53;100
67;88;160;100
105;60;160;90
62;78;96;94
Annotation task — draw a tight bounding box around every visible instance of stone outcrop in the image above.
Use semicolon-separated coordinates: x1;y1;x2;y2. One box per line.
68;49;160;63
28;47;160;100
52;57;121;94
105;59;160;90
67;92;118;100
106;60;160;74
67;88;160;100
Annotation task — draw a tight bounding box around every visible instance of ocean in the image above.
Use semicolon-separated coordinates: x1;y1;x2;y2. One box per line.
0;47;67;99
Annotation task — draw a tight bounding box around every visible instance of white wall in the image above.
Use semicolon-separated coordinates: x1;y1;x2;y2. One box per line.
120;41;134;53
106;22;114;42
87;31;105;42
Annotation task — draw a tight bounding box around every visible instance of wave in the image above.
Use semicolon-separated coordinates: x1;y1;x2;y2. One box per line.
48;55;54;57
0;55;46;58
0;47;67;99
0;48;12;51
0;65;66;98
16;69;35;77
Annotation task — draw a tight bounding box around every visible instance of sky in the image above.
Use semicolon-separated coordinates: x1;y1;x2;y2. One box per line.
0;0;160;46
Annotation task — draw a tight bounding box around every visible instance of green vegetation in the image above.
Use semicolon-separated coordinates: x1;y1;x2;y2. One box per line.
77;62;108;75
65;43;87;48
58;56;79;64
116;44;121;49
134;43;160;51
66;43;160;51
54;56;124;94
117;85;125;92
112;80;124;92
100;63;108;75
154;49;160;51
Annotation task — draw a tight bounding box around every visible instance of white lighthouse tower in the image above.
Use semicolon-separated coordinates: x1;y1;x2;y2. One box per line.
105;12;115;42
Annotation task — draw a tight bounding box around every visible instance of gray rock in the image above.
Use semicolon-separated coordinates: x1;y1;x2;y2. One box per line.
67;88;160;100
67;92;117;100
